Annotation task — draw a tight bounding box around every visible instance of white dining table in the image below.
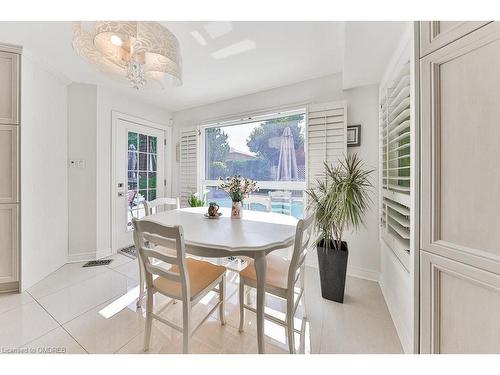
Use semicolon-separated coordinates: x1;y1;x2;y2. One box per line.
143;206;298;354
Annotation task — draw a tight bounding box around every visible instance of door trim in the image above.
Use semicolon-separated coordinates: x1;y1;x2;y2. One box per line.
111;111;172;253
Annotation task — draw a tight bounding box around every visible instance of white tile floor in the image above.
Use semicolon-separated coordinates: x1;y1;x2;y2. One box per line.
0;254;402;354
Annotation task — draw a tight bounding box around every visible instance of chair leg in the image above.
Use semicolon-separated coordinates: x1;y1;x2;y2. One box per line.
143;288;153;352
238;279;245;333
286;298;295;354
182;301;192;354
219;274;226;326
137;257;145;308
300;269;307;319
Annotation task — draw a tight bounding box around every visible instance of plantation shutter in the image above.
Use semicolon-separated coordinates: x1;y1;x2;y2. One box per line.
306;101;347;187
179;127;199;207
380;60;411;270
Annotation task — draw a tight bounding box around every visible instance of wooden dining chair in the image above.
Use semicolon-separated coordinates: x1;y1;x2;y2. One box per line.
244;195;271;212
238;214;314;354
136;196;181;308
133;218;226;354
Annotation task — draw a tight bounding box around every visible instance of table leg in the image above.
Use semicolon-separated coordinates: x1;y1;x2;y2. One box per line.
254;252;267;354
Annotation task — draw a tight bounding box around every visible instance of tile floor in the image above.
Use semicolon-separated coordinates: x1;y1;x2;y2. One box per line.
0;254;402;354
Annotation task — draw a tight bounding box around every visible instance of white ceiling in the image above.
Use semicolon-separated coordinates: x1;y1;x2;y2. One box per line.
0;21;406;112
342;21;408;89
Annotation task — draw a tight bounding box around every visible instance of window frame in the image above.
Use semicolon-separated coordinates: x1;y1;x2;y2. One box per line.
199;107;307;193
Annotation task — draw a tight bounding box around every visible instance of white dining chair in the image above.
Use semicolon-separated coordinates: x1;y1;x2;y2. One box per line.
143;197;180;215
244;195;271;212
136;196;181;308
133;218;226;354
238;214;314;354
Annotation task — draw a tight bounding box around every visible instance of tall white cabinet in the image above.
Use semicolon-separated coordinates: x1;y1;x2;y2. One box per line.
0;44;21;293
419;21;500;353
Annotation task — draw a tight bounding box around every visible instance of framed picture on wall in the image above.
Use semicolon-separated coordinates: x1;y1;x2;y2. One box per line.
347;124;361;147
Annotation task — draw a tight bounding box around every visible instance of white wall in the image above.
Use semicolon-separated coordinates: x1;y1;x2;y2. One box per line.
68;83;97;260
343;85;380;280
172;74;381;279
67;84;172;261
21;54;69;289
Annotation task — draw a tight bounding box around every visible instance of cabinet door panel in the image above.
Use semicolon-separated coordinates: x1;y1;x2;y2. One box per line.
421;251;500;353
0;51;19;125
0;204;19;284
421;22;500;272
420;21;500;353
420;21;491;57
0;125;19;203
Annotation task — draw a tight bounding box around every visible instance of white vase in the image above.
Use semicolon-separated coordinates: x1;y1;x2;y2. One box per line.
231;201;242;219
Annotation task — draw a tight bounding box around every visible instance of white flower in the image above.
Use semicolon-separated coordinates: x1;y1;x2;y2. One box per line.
217;175;258;202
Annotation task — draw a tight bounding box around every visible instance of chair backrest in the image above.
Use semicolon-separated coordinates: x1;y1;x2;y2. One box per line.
132;218;190;299
244;195;271;212
143;197;180;216
287;214;315;292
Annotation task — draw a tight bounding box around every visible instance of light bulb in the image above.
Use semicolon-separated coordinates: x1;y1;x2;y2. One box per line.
110;35;123;46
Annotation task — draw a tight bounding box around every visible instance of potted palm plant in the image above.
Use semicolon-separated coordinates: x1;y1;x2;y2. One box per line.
306;153;373;303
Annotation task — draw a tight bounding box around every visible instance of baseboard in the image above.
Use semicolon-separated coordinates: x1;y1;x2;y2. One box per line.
379;278;411;353
0;281;19;294
97;248;112;260
347;265;380;282
67;252;93;263
67;248;113;263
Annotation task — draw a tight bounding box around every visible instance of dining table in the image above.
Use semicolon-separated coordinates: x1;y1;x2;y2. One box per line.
142;206;298;354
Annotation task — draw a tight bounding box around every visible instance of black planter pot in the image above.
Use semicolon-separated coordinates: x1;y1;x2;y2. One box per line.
317;239;348;303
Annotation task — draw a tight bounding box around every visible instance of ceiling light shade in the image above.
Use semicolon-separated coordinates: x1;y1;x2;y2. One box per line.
72;21;182;89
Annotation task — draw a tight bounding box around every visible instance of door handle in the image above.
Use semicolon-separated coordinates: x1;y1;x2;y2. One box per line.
118;192;125;197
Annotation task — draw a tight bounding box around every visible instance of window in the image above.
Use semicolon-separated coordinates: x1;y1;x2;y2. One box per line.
380;60;412;270
201;109;306;218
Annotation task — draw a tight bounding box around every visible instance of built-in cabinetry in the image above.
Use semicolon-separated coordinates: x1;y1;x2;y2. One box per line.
419;21;491;57
419;21;500;353
0;44;21;293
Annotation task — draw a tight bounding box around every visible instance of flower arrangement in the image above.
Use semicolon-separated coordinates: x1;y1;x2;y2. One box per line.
217;175;258;202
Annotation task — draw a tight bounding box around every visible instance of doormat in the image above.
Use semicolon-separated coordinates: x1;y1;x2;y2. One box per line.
119;245;137;259
82;259;113;268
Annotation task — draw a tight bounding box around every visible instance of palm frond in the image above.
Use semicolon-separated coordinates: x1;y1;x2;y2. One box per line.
306;153;374;251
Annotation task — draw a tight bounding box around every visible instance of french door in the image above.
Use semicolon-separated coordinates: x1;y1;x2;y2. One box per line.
113;116;166;251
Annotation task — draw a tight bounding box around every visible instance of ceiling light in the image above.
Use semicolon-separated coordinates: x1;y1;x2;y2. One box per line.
110;35;123;46
211;40;256;60
72;21;182;90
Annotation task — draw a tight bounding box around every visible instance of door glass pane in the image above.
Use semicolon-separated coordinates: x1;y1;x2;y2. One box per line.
139;172;148;189
139;153;147;171
139;134;148;152
148;136;157;153
148;189;157;201
128;132;138;149
148;172;157;189
127;131;159;230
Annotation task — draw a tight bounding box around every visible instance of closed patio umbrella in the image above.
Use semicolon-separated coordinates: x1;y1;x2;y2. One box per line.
276;127;298;181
